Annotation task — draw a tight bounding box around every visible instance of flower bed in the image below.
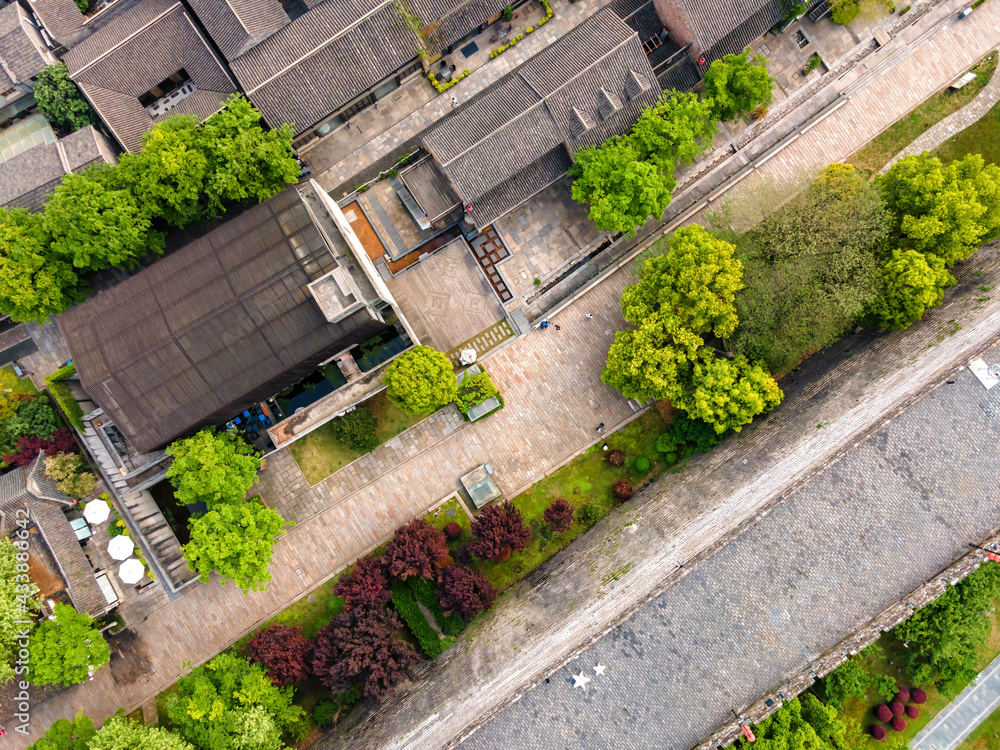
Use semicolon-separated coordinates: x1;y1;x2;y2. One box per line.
429;68;472;93
490;0;553;59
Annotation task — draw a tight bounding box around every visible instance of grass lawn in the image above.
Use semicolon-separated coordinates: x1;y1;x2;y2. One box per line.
1;365;38;396
933;99;1000;166
474;409;668;591
847;51;997;174
425;496;473;545
289;391;430;485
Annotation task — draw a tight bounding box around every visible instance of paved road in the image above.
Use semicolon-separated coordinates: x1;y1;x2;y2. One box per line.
912;655;1000;750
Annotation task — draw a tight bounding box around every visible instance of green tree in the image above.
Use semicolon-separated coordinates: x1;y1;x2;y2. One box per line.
624;225;743;338
600;309;703;402
32;64;97;133
831;0;860;23
874;248;955;330
200;95;300;215
43;173;164;271
29;603;110;686
119;115;209;228
89;712;193;750
26;712;96;750
822;657;870;708
6;397;62;440
1;539;37;686
674;353;783;434
704;50;774;122
182;501;286;593
570;136;675;235
631;91;718;173
165;653;307;750
0;208;82;323
382;345;457;415
735;694;846;749
165;429;261;509
878;152;1000;266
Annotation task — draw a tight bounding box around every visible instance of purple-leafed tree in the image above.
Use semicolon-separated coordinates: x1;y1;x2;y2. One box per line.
385;518;451;581
247;624;311;686
468;501;531;562
334;556;391;611
436;565;497;618
543;499;574;534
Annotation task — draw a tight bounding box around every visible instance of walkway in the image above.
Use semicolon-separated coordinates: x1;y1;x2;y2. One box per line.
880;56;1000;173
912;655;1000;750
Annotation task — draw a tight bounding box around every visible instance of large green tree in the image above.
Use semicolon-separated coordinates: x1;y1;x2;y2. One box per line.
200;95;300;214
735;694;846;749
821;656;870;708
0;209;82;323
673;353;783;434
88;712;193;750
28;603;111;686
570;136;675;235
26;713;96;750
32;64;97;133
165;653;307;750
382;346;457;415
165;429;261;509
704;50;774;122
874;248;954;330
43;173;164;271
878;152;1000;266
182;501;286;593
631;91;718;173
0;539;36;686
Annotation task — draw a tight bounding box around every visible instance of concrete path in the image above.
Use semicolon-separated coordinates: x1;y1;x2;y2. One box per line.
880;53;1000;173
912;655;1000;750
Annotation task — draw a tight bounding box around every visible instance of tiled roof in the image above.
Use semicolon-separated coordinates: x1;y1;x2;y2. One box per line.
471;146;573;229
64;0;238;152
678;0;784;60
423;8;661;227
184;0;288;59
31;501;109;617
26;0;88;47
0;126;114;211
60;188;385;453
416;0;508;51
0;3;48;84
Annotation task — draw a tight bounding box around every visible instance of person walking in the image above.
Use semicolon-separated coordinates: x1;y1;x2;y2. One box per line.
451;96;459;107
596;423;605;433
584;313;593;320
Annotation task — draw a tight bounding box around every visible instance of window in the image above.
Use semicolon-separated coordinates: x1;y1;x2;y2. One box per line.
138;69;189;108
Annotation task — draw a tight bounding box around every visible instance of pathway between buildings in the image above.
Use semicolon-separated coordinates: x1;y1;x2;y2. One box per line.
912;655;1000;750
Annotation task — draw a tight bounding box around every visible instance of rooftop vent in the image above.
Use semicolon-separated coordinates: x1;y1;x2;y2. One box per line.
625;70;652;101
569;107;595;138
307;266;359;323
598;88;622;120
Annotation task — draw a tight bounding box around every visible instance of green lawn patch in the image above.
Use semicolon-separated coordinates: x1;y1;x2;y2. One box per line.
2;365;38;396
847;51;997;173
289;390;430;485
933;99;1000;166
425;496;472;543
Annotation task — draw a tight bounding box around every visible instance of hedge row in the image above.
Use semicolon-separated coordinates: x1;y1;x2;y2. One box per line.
44;364;84;431
390;584;454;658
408;576;464;635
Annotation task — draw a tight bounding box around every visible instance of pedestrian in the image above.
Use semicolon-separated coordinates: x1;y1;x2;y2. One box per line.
584;313;593;319
540;320;549;329
596;422;604;433
451;96;459;107
554;324;561;330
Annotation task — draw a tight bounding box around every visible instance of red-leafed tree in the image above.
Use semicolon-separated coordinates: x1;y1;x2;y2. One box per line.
334;556;391;611
608;449;625;467
311;605;419;700
246;624;311;686
3;428;76;466
876;705;892;722
911;688;926;704
543;499;574;534
436;565;497;618
905;705;919;719
870;725;887;741
468;501;531;562
613;480;633;500
894;688;910;703
890;717;906;732
443;522;462;540
385;518;451;581
890;701;904;716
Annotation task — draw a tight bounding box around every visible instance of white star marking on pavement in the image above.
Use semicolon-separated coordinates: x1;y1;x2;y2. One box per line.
572;672;591;690
594;663;607;676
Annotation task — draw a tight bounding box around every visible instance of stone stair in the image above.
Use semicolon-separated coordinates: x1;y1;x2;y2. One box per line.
508;308;531;335
119;488;194;592
83;425;129;495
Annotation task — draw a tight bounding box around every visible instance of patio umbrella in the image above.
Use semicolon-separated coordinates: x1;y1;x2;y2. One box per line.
83;500;110;525
107;535;135;561
118;558;145;585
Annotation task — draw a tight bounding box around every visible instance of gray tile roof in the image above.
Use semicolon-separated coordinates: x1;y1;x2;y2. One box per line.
422;7;661;227
678;0;784;60
184;0;289;59
0;126;115;212
64;0;238;152
26;0;88;48
416;0;508;51
0;3;48;84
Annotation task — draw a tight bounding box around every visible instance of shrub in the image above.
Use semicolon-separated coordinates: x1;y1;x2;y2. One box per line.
543;499;574;534
468;501;531;562
613;481;633;500
314;699;338;727
247;624;311;686
905;705;919;719
634;456;650;473
46;380;84;431
436;565;497;617
501;4;513;20
334;556;391;611
911;688;926;704
408;574;464;634
665;452;678;464
894;688;910;703
890;701;904;716
44;451;83;481
6;397;62;440
443;521;462;540
579;503;603;525
876;705;893;722
890;717;905;732
382;346;457;415
58;471;97;499
3;428;75;467
871;724;887;740
385;518;451;581
608;449;625;466
456;370;499;414
391;585;451;657
654;432;675;453
329;406;378;452
831;0;860;23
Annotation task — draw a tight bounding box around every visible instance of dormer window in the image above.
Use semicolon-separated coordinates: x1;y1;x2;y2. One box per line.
138;69;190;109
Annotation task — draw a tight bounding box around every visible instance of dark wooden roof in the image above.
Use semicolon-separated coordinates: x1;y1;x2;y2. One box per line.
422;7;661;227
0;3;48;88
60;188;383;453
64;0;239;152
184;0;289;59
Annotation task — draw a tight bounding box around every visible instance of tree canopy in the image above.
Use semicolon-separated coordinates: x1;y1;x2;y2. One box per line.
734;694;846;750
165;429;261;509
570;136;675;235
877;152;1000;266
382;346;457;416
89;712;194;750
0;539;35;686
704;50;774;122
874;248;954;330
673;353;783;434
631;91;718;173
26;713;96;750
28;603;111;686
32;64;98;133
182;501;286;593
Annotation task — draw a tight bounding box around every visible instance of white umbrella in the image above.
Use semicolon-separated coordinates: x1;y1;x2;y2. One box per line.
118;558;145;585
107;535;135;561
83;500;110;525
